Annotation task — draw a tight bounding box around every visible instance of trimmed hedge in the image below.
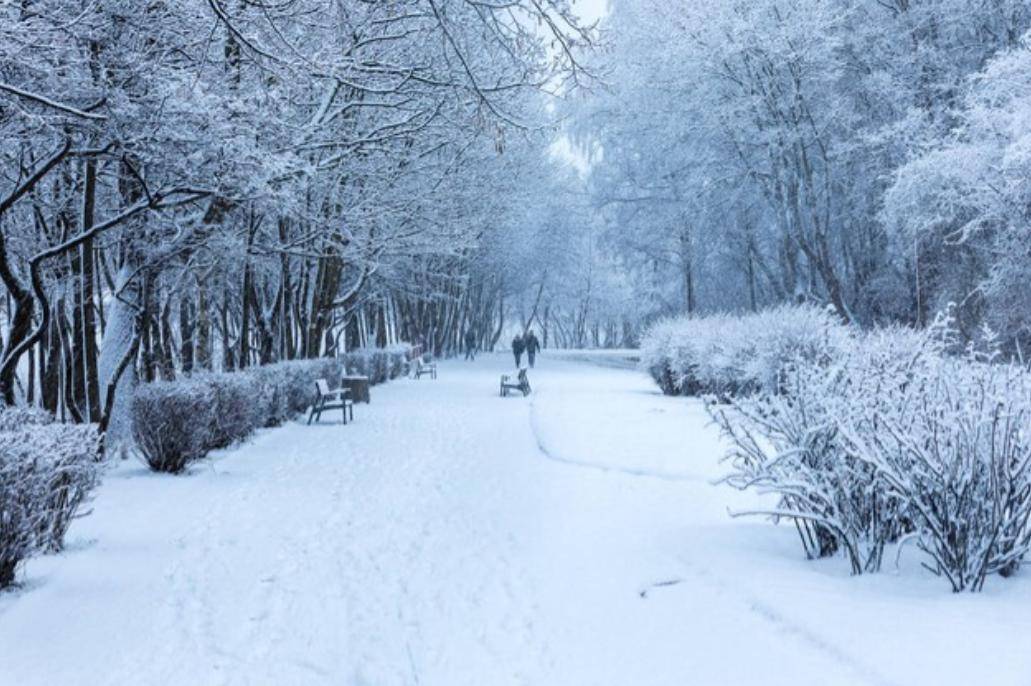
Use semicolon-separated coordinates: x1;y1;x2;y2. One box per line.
131;346;413;474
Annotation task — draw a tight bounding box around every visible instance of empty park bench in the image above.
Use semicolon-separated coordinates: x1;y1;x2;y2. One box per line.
500;369;531;397
412;356;437;380
307;378;354;425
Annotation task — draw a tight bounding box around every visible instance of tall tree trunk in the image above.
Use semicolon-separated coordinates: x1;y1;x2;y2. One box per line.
221;290;235;371
196;282;211;370
41;317;60;412
76;150;101;419
97;264;139;450
179;295;194;373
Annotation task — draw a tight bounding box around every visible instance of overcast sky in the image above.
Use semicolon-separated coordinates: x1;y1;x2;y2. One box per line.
548;0;609;173
574;0;610;23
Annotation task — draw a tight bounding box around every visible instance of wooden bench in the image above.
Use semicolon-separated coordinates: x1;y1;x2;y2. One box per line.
500;369;531;397
412;357;437;380
307;378;354;424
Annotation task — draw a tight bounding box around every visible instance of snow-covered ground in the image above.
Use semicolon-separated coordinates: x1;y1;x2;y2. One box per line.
542;348;641;370
2;354;1031;685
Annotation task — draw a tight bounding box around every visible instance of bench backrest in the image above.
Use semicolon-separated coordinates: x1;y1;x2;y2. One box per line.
315;378;330;396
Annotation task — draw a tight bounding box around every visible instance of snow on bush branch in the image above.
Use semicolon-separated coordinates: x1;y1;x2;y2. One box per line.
640;304;847;399
713;311;1031;591
0;409;100;588
132;347;411;474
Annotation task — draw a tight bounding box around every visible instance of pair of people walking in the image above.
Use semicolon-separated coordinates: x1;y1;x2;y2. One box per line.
512;331;540;369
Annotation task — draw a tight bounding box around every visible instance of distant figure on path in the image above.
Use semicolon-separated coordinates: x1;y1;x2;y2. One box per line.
464;328;477;361
525;330;540;368
512;334;526;368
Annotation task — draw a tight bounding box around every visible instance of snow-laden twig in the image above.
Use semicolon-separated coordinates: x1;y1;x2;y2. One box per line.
0;82;106;120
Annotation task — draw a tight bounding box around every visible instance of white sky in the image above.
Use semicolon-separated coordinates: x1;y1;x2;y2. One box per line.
548;0;609;173
573;0;610;24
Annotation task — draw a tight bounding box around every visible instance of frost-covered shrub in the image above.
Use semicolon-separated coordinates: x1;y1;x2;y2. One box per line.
341;347;414;385
132;379;215;474
386;345;410;380
248;360;334;427
835;337;1031;591
343;349;386;383
714;326;929;574
639;319;680;395
0;406;54;432
278;358;340;412
248;364;292;428
716;315;1031;591
342;351;369;379
372;351;390;383
0;454;42;587
0;418;100;587
23;424;101;553
204;373;261;450
641;305;848;398
131;346;412;472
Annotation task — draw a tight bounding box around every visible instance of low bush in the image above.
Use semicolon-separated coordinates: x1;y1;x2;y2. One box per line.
253;359;334;425
714;327;927;574
640;304;847;399
0;411;100;588
639;319;680;395
0;452;44;587
132;379;215;474
343;349;384;383
341;346;413;383
205;373;262;450
714;314;1031;591
385;345;410;380
0;406;56;432
130;345;413;474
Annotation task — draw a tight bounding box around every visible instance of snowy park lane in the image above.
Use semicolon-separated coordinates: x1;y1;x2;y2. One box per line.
3;356;1031;685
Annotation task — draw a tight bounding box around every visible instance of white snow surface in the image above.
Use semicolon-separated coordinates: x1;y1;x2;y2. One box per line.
3;354;1031;685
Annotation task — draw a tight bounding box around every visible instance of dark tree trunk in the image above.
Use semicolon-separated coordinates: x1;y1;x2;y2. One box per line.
179;295;194;374
71;236;101;418
221;291;235;371
41;318;60;413
196;283;211;370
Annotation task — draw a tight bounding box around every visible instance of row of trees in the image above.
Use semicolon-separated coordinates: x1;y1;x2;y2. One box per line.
573;0;1031;347
0;0;602;429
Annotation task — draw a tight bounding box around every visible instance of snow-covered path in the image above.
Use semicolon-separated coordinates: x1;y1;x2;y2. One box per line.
3;355;1031;685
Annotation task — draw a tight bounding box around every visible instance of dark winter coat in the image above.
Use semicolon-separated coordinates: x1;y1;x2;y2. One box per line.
464;330;477;348
512;335;526;354
525;333;540;354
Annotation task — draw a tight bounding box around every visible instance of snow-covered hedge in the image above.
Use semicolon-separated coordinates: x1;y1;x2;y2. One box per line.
714;316;1031;591
249;359;336;428
640;304;847;398
132;378;216;474
0;409;100;587
131;346;413;474
342;345;411;384
206;373;262;450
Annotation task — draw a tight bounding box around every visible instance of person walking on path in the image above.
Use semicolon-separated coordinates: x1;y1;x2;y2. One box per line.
512;333;526;368
464;328;478;361
525;330;541;368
